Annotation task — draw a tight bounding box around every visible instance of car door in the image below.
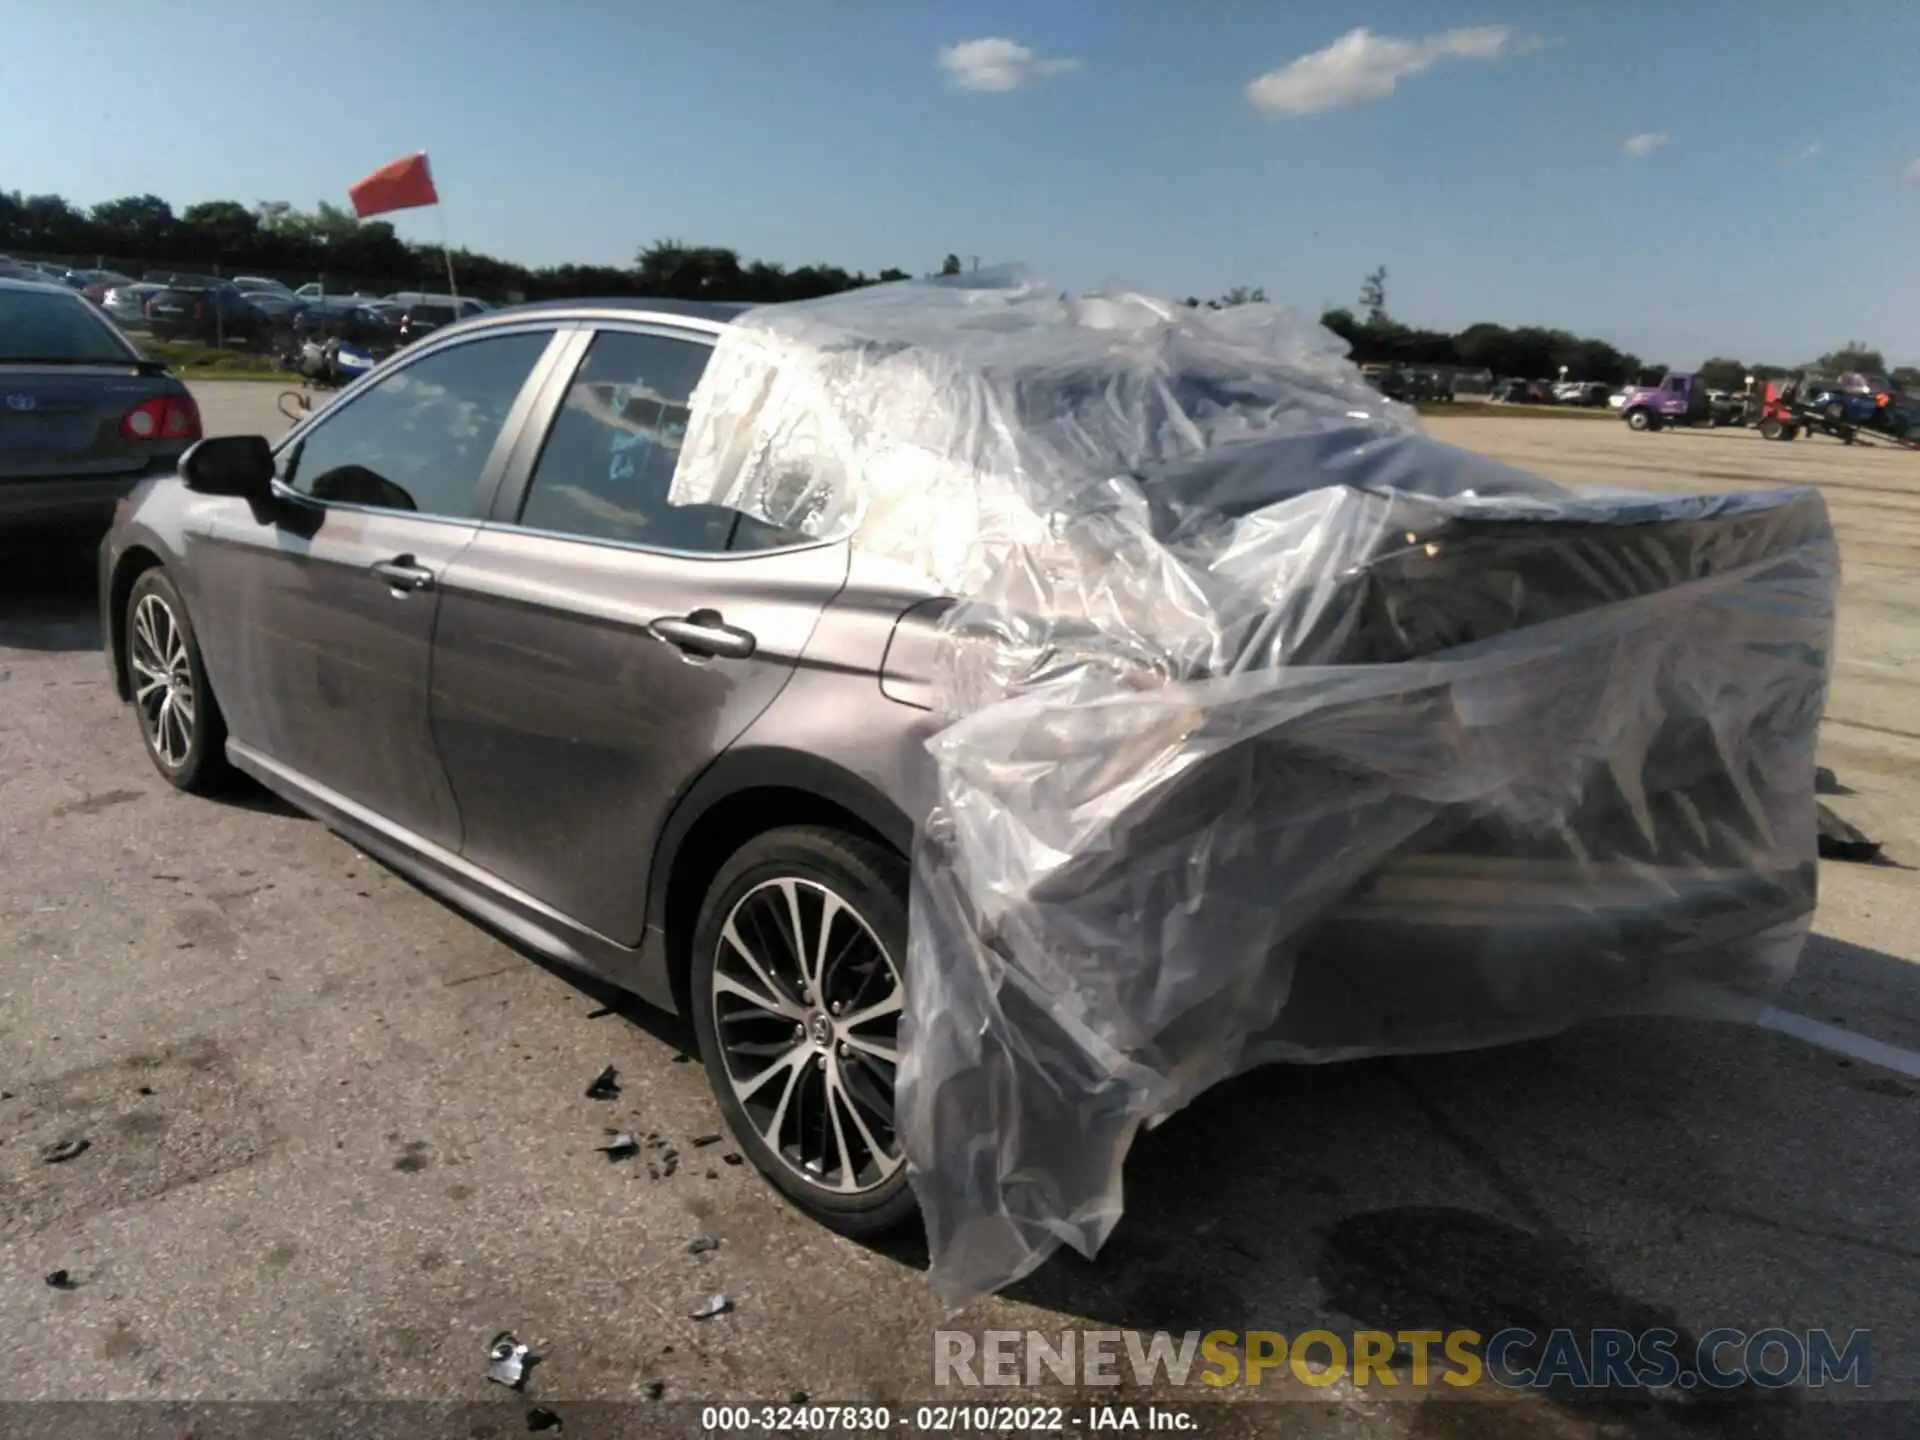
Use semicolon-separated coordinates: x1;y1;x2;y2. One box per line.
428;322;848;943
192;324;569;850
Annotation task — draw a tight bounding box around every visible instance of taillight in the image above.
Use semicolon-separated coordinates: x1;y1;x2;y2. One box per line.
120;395;203;443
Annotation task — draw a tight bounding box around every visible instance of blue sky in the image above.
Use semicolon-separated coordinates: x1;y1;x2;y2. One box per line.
3;1;1917;366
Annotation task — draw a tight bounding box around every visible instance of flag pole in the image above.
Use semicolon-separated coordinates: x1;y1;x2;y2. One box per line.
434;195;459;304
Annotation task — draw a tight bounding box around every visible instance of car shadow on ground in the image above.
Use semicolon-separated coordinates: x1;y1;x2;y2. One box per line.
0;534;105;653
984;931;1920;1438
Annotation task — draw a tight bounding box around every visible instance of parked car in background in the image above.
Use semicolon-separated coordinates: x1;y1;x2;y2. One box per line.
144;282;272;346
233;277;306;321
293;283;384;304
66;268;136;301
101;283;167;327
234;276;295;298
393;299;466;343
291;297;403;349
1493;377;1550;404
0;276;201;535
387;291;490;317
1552;381;1612;407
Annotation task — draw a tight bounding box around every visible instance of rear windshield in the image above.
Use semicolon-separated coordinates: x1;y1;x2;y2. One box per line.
0;287;137;363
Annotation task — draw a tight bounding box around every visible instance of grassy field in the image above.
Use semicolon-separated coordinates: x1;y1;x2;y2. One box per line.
139;337;289;381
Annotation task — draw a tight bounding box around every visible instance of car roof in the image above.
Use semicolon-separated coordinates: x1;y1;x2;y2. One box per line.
0;275;81;295
434;296;756;340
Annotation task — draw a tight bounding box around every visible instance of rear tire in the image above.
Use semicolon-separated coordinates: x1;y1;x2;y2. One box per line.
125;569;235;795
690;825;918;1238
1759;418;1786;441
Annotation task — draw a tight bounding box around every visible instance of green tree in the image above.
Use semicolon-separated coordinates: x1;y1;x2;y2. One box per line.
939;253;963;276
1813;342;1887;375
179;200;258;251
17;193;85;247
91;194;176;243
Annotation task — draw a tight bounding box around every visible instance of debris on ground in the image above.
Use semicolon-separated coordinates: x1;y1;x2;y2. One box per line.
487;1332;536;1390
1817;801;1883;863
644;1132;665;1148
690;1133;723;1147
1815;766;1850;796
135;1085;153;1096
705;1169;718;1179
721;1152;743;1166
596;1131;639;1161
687;1237;719;1256
790;1391;810;1405
646;1146;680;1181
585;1006;613;1019
526;1406;563;1432
670;1053;691;1065
41;1138;89;1164
644;1380;666;1400
584;1066;620;1101
44;1270;77;1290
690;1293;732;1320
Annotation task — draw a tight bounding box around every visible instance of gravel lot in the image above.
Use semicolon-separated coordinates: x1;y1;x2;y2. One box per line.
1;387;1916;1435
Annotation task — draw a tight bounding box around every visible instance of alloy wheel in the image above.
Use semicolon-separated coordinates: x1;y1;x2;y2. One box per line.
130;592;195;768
711;877;904;1195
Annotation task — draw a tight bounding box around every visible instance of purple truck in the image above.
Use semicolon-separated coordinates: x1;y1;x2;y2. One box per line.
1618;372;1713;431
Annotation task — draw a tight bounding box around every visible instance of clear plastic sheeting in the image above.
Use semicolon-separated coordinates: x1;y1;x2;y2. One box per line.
671;270;1839;1310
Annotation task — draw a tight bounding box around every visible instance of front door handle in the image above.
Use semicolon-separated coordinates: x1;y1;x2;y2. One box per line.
371;555;434;593
649;608;756;660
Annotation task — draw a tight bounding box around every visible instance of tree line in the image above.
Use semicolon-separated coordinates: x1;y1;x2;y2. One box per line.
0;188;916;303
4;190;1911;388
1279;268;1918;391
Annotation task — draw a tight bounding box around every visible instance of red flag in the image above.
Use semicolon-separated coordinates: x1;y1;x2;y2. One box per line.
348;152;439;219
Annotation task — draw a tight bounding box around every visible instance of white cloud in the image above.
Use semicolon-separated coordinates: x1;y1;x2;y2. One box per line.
1904;156;1920;184
1622;131;1669;159
937;37;1080;92
1244;25;1536;117
1784;140;1822;164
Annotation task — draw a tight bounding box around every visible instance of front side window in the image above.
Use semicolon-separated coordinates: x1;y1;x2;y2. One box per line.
284;330;550;517
516;328;806;554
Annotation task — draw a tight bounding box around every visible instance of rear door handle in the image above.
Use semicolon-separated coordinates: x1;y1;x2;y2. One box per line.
649;608;756;660
371;555;434;593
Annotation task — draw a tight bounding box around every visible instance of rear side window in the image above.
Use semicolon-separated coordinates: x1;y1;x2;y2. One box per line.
516;329;808;554
0;287;136;363
285;330;550;518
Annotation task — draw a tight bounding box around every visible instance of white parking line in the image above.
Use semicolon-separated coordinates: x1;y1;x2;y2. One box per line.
1759;1007;1920;1080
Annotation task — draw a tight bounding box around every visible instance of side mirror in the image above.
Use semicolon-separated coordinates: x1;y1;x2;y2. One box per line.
180;434;276;502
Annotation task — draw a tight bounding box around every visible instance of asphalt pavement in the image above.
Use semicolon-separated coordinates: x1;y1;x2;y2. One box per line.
0;390;1915;1437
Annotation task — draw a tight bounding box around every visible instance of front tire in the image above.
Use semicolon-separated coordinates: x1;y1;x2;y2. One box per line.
125;569;234;794
1625;408;1655;431
690;826;917;1237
